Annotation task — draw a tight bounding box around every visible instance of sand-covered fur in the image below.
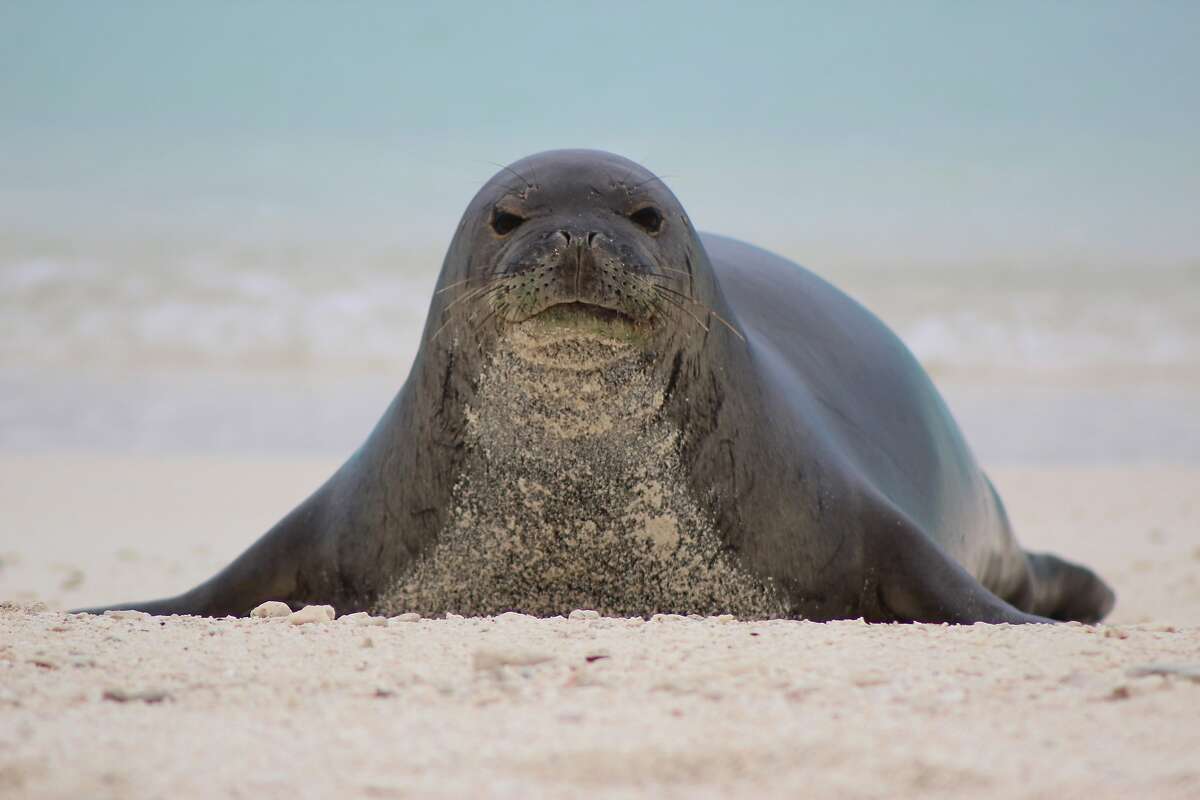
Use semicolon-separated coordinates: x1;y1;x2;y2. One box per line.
380;319;784;618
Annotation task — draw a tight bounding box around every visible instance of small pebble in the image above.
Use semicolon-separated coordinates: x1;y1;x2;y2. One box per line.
445;612;465;621
1106;685;1133;701
1128;663;1200;682
339;611;388;626
715;614;736;624
288;605;336;625
568;609;600;621
390;613;421;623
103;688;170;704
473;647;553;671
250;601;291;619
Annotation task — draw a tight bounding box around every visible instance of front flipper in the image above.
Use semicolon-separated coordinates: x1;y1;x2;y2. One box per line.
73;491;338;618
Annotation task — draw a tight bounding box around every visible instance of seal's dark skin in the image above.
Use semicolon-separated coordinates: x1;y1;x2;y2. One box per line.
80;150;1115;623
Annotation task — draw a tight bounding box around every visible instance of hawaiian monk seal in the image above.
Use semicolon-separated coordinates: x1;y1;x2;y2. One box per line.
81;149;1115;623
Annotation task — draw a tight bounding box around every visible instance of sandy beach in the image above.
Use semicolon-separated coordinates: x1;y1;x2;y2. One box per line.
2;456;1198;798
5;4;1200;797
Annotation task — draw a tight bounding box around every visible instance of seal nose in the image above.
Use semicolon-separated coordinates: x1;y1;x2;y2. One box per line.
556;230;602;248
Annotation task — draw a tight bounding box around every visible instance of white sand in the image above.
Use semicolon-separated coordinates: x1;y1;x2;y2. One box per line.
2;456;1199;798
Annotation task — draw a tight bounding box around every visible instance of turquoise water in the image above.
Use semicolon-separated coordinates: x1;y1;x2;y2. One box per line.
4;2;1198;263
2;2;1198;460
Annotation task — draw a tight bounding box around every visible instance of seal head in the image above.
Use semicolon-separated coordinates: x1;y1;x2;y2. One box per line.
428;150;729;353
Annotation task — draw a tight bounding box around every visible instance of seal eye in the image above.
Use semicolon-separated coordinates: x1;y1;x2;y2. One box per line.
629;206;663;235
490;209;526;236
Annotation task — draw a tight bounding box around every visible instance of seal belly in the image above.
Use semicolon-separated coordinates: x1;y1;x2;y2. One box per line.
376;318;786;618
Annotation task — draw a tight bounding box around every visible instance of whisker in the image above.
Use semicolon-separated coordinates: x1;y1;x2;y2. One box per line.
705;309;745;342
620;163;673;194
706;309;745;341
428;315;456;344
648;284;746;342
647;282;694;303
470;304;501;334
630;172;673;193
429;284;507;343
643;266;692;279
645;286;709;334
435;274;503;296
441;281;506;317
484;161;534;191
470;303;505;354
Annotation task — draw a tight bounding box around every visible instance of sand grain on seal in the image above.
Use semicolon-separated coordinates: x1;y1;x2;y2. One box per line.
379;318;785;618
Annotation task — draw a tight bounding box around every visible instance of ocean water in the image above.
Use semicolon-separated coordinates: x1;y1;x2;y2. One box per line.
2;246;1197;380
3;3;1198;463
1;240;1197;463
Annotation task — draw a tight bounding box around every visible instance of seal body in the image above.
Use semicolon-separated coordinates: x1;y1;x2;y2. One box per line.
82;149;1115;623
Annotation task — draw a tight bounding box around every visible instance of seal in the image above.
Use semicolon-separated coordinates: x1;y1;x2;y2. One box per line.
80;149;1115;623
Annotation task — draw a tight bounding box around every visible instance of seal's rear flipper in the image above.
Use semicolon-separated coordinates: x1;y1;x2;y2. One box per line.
1021;551;1115;623
873;509;1054;624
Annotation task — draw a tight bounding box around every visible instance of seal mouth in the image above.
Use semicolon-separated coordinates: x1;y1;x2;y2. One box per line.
530;301;637;326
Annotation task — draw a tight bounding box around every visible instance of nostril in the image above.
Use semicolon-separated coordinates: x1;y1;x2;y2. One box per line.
587;232;599;247
558;230;572;244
